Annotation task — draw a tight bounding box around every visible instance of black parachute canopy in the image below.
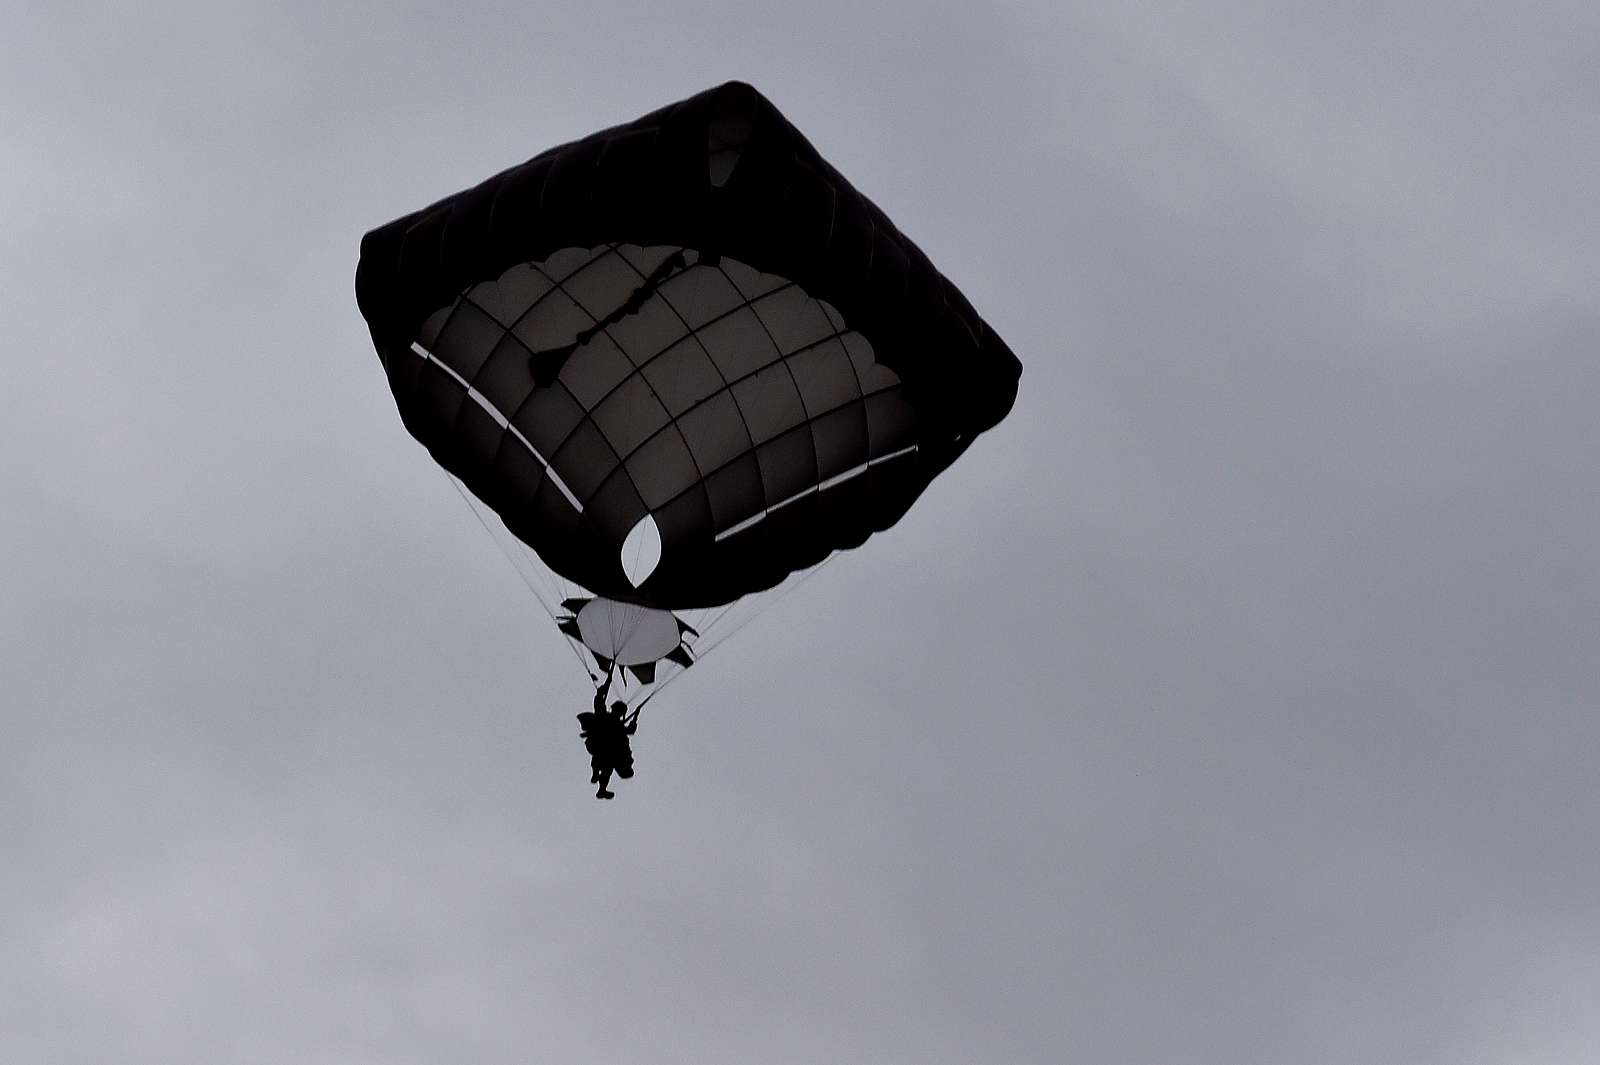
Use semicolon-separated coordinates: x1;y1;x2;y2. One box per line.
356;81;1020;609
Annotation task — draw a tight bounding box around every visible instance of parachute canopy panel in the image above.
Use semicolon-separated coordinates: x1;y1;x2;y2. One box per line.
573;598;686;668
356;81;1020;611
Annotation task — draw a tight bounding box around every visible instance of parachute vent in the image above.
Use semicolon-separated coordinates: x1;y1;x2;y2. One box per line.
621;513;663;588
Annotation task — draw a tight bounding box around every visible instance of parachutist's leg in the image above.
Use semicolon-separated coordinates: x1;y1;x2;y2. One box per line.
595;766;614;799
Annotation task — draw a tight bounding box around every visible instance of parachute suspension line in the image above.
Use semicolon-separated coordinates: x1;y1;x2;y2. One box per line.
625;516;648;583
690;530;835;648
441;475;512;599
540;560;598;679
647;552;840;700
610;600;623;666
438;469;594;677
437;466;835;706
440;469;550;613
704;552;836;655
697;600;742;643
503;520;571;620
624;686;659;720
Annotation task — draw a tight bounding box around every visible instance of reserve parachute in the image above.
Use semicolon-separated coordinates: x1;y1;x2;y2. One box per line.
355;81;1020;708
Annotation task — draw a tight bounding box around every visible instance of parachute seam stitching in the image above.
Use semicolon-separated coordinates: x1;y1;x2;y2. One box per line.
708;260;820;523
538;245;709;522
597;342;882;504
509;245;631;509
453;290;599;511
561;280;863;475
545;245;659;519
440;245;916;553
597;251;752;524
439;284;902;531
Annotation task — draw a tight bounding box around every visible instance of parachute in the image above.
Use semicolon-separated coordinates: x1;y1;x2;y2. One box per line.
355;81;1020;707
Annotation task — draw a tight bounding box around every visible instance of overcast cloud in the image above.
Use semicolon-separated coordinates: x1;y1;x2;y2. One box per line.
4;3;1598;1063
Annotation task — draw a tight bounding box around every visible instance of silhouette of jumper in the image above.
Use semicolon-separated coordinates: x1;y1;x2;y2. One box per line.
578;675;637;799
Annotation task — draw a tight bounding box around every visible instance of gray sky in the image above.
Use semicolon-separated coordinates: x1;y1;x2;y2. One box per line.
4;2;1598;1062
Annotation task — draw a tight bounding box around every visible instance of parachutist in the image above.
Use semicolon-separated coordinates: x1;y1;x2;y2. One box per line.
578;675;638;799
356;82;1021;781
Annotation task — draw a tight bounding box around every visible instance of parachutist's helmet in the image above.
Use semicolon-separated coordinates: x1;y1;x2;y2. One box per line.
611;701;628;715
